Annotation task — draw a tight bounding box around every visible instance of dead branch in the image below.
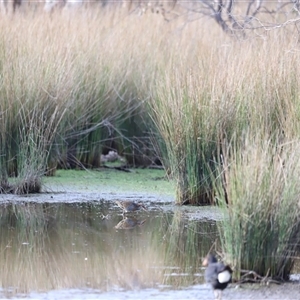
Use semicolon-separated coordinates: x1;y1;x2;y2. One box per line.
173;0;300;37
239;269;283;285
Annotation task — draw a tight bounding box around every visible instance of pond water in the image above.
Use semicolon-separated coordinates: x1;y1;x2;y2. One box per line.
0;200;217;299
0;198;299;300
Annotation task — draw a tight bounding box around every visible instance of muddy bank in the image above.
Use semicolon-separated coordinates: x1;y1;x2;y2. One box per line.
6;283;300;300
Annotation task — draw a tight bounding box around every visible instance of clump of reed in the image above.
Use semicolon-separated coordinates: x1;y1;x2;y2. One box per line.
214;136;300;280
0;75;66;193
0;8;166;193
151;27;300;205
152;67;224;205
150;24;300;278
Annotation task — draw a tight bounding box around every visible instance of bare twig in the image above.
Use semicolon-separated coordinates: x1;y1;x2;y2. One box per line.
240;269;282;285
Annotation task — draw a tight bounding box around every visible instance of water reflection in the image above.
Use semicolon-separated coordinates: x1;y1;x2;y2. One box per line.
0;201;218;297
115;217;147;230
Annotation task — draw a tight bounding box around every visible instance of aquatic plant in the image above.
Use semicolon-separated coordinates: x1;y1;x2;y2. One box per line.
0;9;159;194
151;28;300;205
0;68;66;193
151;66;227;205
215;136;300;280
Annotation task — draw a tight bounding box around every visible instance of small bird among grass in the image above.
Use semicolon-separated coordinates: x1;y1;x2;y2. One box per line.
202;254;233;300
115;200;147;214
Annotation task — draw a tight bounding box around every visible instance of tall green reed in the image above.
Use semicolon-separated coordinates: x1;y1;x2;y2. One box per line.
151;66;236;205
0;9;161;194
215;136;300;280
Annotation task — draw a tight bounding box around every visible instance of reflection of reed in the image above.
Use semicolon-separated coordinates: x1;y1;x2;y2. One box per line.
0;203;218;297
0;203;58;296
115;217;146;230
155;208;218;286
0;203;56;230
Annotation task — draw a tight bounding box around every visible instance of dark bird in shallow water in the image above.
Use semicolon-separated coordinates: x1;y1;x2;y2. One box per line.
202;254;233;300
115;200;147;214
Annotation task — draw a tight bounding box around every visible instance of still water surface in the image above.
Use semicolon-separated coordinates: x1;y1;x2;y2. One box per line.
0;200;217;299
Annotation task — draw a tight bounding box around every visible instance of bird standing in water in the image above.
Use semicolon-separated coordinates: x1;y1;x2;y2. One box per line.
115;200;147;214
202;254;232;300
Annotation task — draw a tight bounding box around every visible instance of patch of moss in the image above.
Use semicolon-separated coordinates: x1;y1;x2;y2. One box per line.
43;169;175;196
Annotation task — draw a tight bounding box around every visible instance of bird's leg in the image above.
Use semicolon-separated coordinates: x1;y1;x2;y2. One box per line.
218;290;222;300
214;290;222;300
